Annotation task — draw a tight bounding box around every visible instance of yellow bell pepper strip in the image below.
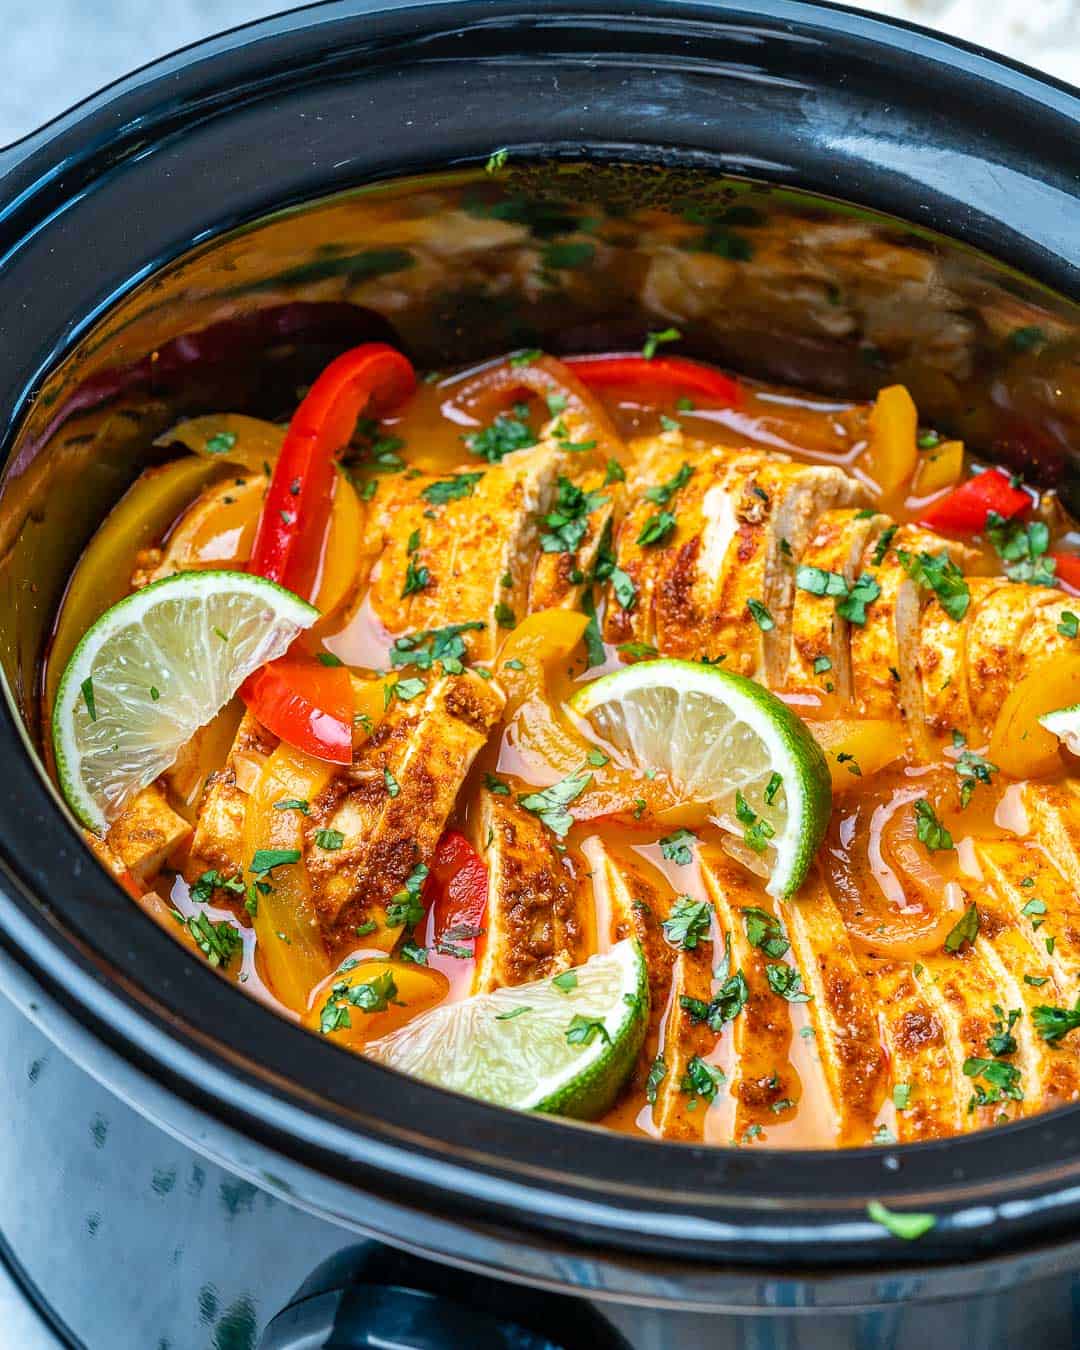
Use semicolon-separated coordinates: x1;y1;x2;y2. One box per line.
154;413;286;474
44;455;233;725
912;439;964;497
864;384;919;495
306;958;449;1045
989;654;1080;779
242;742;335;1009
806;718;904;791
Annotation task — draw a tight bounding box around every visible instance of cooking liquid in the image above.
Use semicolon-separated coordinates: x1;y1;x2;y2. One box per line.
49;362;1066;1148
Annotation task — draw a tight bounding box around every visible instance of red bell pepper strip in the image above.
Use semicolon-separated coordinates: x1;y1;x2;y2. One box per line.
1052;553;1080;595
918;468;1031;534
565;353;740;406
244;343;415;762
424;830;488;947
239;656;354;766
250;342;415;600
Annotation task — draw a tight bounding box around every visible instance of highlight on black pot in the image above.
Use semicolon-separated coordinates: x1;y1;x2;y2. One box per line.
9;162;1080;1149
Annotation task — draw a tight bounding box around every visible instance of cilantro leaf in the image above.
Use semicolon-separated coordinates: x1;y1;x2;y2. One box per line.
518;772;592;837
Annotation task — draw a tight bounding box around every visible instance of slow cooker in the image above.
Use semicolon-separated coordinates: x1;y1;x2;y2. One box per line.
0;2;1078;1345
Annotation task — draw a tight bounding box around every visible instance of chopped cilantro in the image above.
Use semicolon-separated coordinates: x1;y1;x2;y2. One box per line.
645;1055;668;1103
274;799;309;814
944;902;979;953
813;655;832;675
898;549;970;620
1059;611;1079;639
680;1056;725;1102
604;458;626;485
955;749;998;808
466;406;537;462
662;896;712;950
175;911;242;970
205;431;237;455
836;572;881;625
741;906;789;958
518;772;591;837
249;848;301;876
391;620;485;676
401;556;430;597
384;768;400;798
637;510;677;548
985;511;1056;587
314;829;344;851
795;566;848;597
386;862;430;928
659;828;696;866
765;963;812;1001
746;598;774;632
866;1200;936;1241
642;327;681;359
494;602;516;629
541;476;608;554
190;869;245;905
644;462;694;508
421;472;484;505
915;799;953;853
81;676;97;721
552;970;578;992
394;676;426;701
317;652;343;667
565;1014;610;1047
1033;999;1080;1043
893;1083;912;1110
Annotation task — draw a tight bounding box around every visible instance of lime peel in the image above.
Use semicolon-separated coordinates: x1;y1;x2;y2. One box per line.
365;939;647;1120
569;658;831;898
1038;703;1080;756
52;569;317;832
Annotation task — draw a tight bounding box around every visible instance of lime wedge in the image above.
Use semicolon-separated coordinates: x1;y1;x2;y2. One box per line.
365;940;648;1120
1039;703;1080;755
52;569;317;831
569;658;831;898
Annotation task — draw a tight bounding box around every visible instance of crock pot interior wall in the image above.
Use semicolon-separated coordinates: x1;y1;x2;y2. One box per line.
0;0;1078;1289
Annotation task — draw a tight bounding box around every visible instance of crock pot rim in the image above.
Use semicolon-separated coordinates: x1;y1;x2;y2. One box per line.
1;0;1079;1278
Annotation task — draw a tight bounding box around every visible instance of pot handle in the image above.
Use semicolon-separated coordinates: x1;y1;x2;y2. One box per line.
260;1240;632;1350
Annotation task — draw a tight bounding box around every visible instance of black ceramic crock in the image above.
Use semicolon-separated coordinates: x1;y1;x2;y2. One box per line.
0;3;1078;1346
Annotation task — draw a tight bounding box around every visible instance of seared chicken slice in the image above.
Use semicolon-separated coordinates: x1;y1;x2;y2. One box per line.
916;579;996;744
787;508;886;698
366;445;564;660
964;582;1048;735
702;854;800;1142
189;710;279;877
651;945;723;1143
106;783;191;882
581;836;678;1109
857;954;961;1142
605;435;862;679
849;523;975;727
472;793;588;993
306;671;503;944
913;946;1026;1131
602;431;741;656
974;884;1080;1113
979;783;1080;990
1016;593;1080;682
529;461;620;613
780;877;888;1144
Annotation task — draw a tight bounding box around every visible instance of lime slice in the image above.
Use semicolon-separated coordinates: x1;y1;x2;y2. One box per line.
365;940;648;1120
569;658;831;898
52;569;317;831
1039;703;1080;755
